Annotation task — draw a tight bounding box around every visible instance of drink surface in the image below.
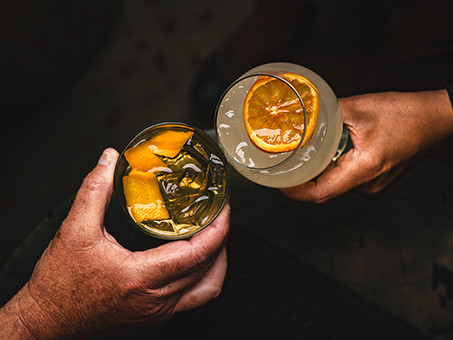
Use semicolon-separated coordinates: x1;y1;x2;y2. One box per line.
116;124;228;239
236;103;341;188
216;63;343;188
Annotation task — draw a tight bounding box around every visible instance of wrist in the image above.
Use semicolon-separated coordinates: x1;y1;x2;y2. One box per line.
0;287;38;339
446;84;453;110
427;89;453;165
425;89;453;142
1;283;78;340
435;88;453;134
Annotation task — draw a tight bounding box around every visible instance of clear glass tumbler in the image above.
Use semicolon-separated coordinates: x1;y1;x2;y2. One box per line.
215;62;348;188
114;122;229;239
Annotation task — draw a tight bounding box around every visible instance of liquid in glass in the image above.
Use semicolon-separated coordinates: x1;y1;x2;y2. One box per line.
216;62;347;188
115;123;229;239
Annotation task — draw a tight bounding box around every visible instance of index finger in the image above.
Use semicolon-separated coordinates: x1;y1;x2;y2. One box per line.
138;202;230;283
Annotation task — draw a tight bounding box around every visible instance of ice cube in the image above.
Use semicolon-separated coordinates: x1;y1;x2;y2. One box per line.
156;144;210;225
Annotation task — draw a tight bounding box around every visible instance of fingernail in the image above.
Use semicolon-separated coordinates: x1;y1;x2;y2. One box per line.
98;150;111;166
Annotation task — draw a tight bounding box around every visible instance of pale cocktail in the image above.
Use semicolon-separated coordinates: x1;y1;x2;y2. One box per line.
215;62;347;188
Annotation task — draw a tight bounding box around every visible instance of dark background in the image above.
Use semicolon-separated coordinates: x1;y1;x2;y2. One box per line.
1;0;453;339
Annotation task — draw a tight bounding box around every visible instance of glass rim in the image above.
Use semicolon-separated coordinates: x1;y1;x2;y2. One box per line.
214;72;309;171
114;121;230;240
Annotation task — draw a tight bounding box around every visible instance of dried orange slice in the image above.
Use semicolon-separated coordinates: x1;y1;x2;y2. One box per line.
123;170;170;222
243;72;319;153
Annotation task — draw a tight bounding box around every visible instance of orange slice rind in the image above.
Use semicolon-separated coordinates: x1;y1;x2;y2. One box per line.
243;72;319;153
123;170;169;222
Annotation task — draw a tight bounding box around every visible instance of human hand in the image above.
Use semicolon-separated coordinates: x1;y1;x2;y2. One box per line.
281;90;453;203
0;148;230;339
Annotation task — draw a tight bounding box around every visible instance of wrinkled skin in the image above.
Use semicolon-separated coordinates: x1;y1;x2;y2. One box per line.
281;90;453;203
0;148;230;339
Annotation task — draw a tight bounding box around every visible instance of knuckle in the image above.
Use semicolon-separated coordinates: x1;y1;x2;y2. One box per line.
358;184;384;199
209;283;223;299
190;246;210;269
364;185;383;198
367;159;385;175
311;190;331;205
312;196;330;205
82;172;105;192
361;153;386;176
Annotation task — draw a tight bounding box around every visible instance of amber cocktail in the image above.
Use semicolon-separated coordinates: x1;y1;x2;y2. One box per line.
114;122;229;240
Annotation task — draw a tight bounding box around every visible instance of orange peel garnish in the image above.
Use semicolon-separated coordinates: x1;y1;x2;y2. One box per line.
147;130;193;158
123;170;169;222
124;146;168;173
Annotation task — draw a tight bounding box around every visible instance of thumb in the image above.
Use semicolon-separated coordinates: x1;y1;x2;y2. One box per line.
63;148;119;238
